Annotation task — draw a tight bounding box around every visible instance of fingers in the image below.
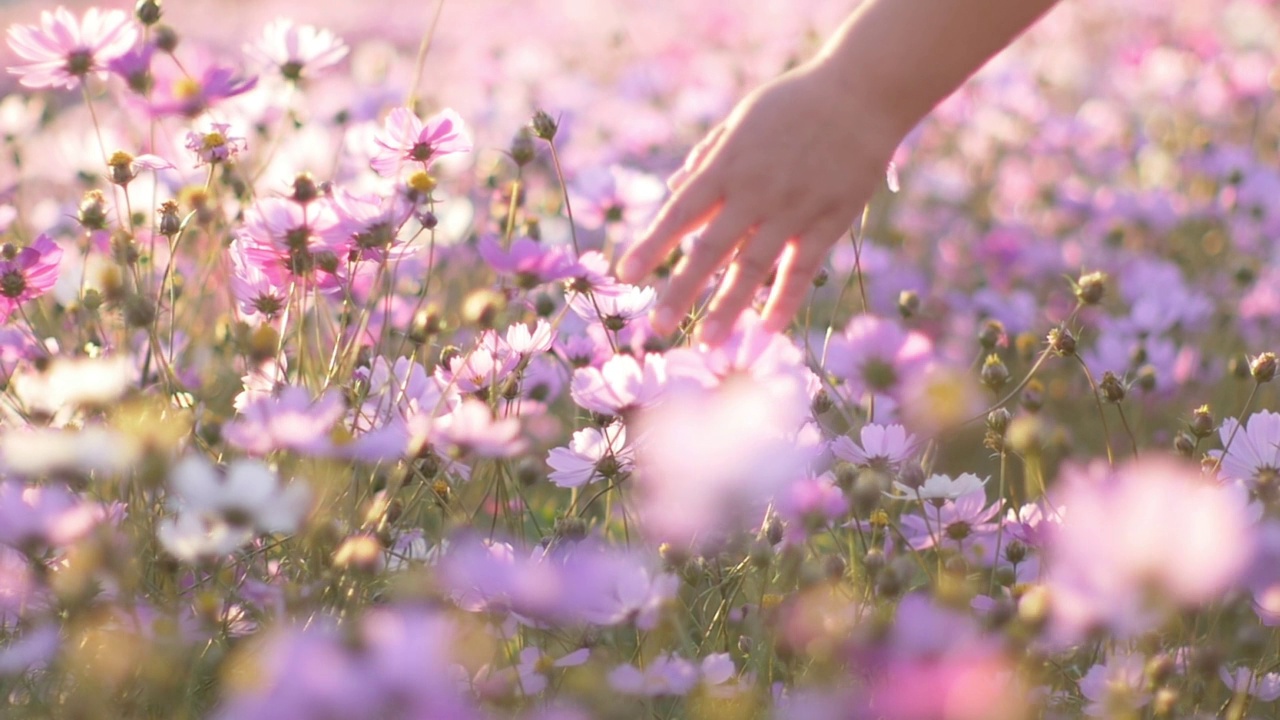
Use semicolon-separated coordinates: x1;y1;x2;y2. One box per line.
759;217;847;334
668;124;725;192
696;219;793;345
650;201;758;334
616;170;723;285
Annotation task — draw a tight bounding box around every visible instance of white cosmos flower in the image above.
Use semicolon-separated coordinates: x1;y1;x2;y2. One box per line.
169;455;311;535
889;472;988;502
157;512;253;562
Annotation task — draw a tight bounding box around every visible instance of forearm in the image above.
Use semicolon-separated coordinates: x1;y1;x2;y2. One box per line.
814;0;1062;137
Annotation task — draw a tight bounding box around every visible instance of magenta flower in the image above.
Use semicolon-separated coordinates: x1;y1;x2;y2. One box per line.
6;6;139;90
371;107;472;177
0;234;62;322
246;18;348;83
146;60;257;118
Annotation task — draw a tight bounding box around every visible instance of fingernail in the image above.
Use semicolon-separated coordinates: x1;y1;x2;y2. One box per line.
652;307;677;333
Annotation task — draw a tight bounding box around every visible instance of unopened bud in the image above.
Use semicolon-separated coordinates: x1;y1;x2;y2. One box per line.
530;110;558;141
462;289;505;329
509;127;537;167
1250;352;1277;383
897;290;920;319
1021;380;1044;413
79;190;108;231
1135;364;1156;392
1189;405;1214;438
1073;271;1107;305
987;408;1012;435
135;0;162;25
408;306;443;343
554;516;587;541
980;354;1010;392
811;269;829;288
153;25;179;53
978;319;1006;351
292;172;319;203
1098;370;1125;403
1173;431;1196;458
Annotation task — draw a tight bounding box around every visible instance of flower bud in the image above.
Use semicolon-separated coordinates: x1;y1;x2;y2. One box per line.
291;172;320;204
153;25;179;53
1250;352;1277;383
1189;405;1214;438
897;289;920;319
1020;380;1044;413
135;0;162;25
1229;354;1251;380
1135;364;1156;392
408;305;443;344
1173;431;1196;458
978;319;1006;351
462;289;505;329
157;200;181;237
509;127;536;167
1098;370;1125;403
78;190;109;231
530;110;558;141
1047;326;1076;357
987;407;1012;435
811;268;829;288
1073;271;1107;305
980;354;1009;392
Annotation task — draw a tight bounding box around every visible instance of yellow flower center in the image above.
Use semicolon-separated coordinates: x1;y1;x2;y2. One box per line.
173;77;202;100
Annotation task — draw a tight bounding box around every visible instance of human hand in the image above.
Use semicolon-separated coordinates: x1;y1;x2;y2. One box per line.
616;60;906;346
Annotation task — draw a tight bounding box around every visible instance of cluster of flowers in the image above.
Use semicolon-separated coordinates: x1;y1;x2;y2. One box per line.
0;0;1278;718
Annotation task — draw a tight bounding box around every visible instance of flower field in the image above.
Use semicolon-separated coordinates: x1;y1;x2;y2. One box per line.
0;0;1279;718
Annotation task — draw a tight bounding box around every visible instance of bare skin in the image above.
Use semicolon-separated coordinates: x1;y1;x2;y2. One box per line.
616;0;1063;346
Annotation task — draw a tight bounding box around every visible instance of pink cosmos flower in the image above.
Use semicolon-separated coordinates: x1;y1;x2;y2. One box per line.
433;400;527;458
0;234;62;322
898;487;1000;554
831;423;917;470
1078;652;1150;718
477;234;576;288
145;58;257;118
0;482;101;549
567;284;656;328
6;6;139;90
370;107;472;177
546;422;630;488
568;165;665;230
223;385;345;457
826;314;934;402
185;122;248;166
1209;410;1280;486
1044;457;1256;643
246;18;348;83
608;654;700;696
570;353;668;416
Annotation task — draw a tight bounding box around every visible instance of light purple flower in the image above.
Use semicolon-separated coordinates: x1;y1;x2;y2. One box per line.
1079;652;1150;718
0;482;101;549
546;422;631;488
478;235;576;288
826;314;933;401
185;122;248;166
831;423;917;470
223;385;345;457
1210;410;1280;487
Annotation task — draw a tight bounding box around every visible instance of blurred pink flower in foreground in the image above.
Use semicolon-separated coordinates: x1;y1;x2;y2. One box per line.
6;6;138;90
1044;456;1256;643
630;368;811;550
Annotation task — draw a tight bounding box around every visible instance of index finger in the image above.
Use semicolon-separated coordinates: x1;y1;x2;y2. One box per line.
616;171;723;284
